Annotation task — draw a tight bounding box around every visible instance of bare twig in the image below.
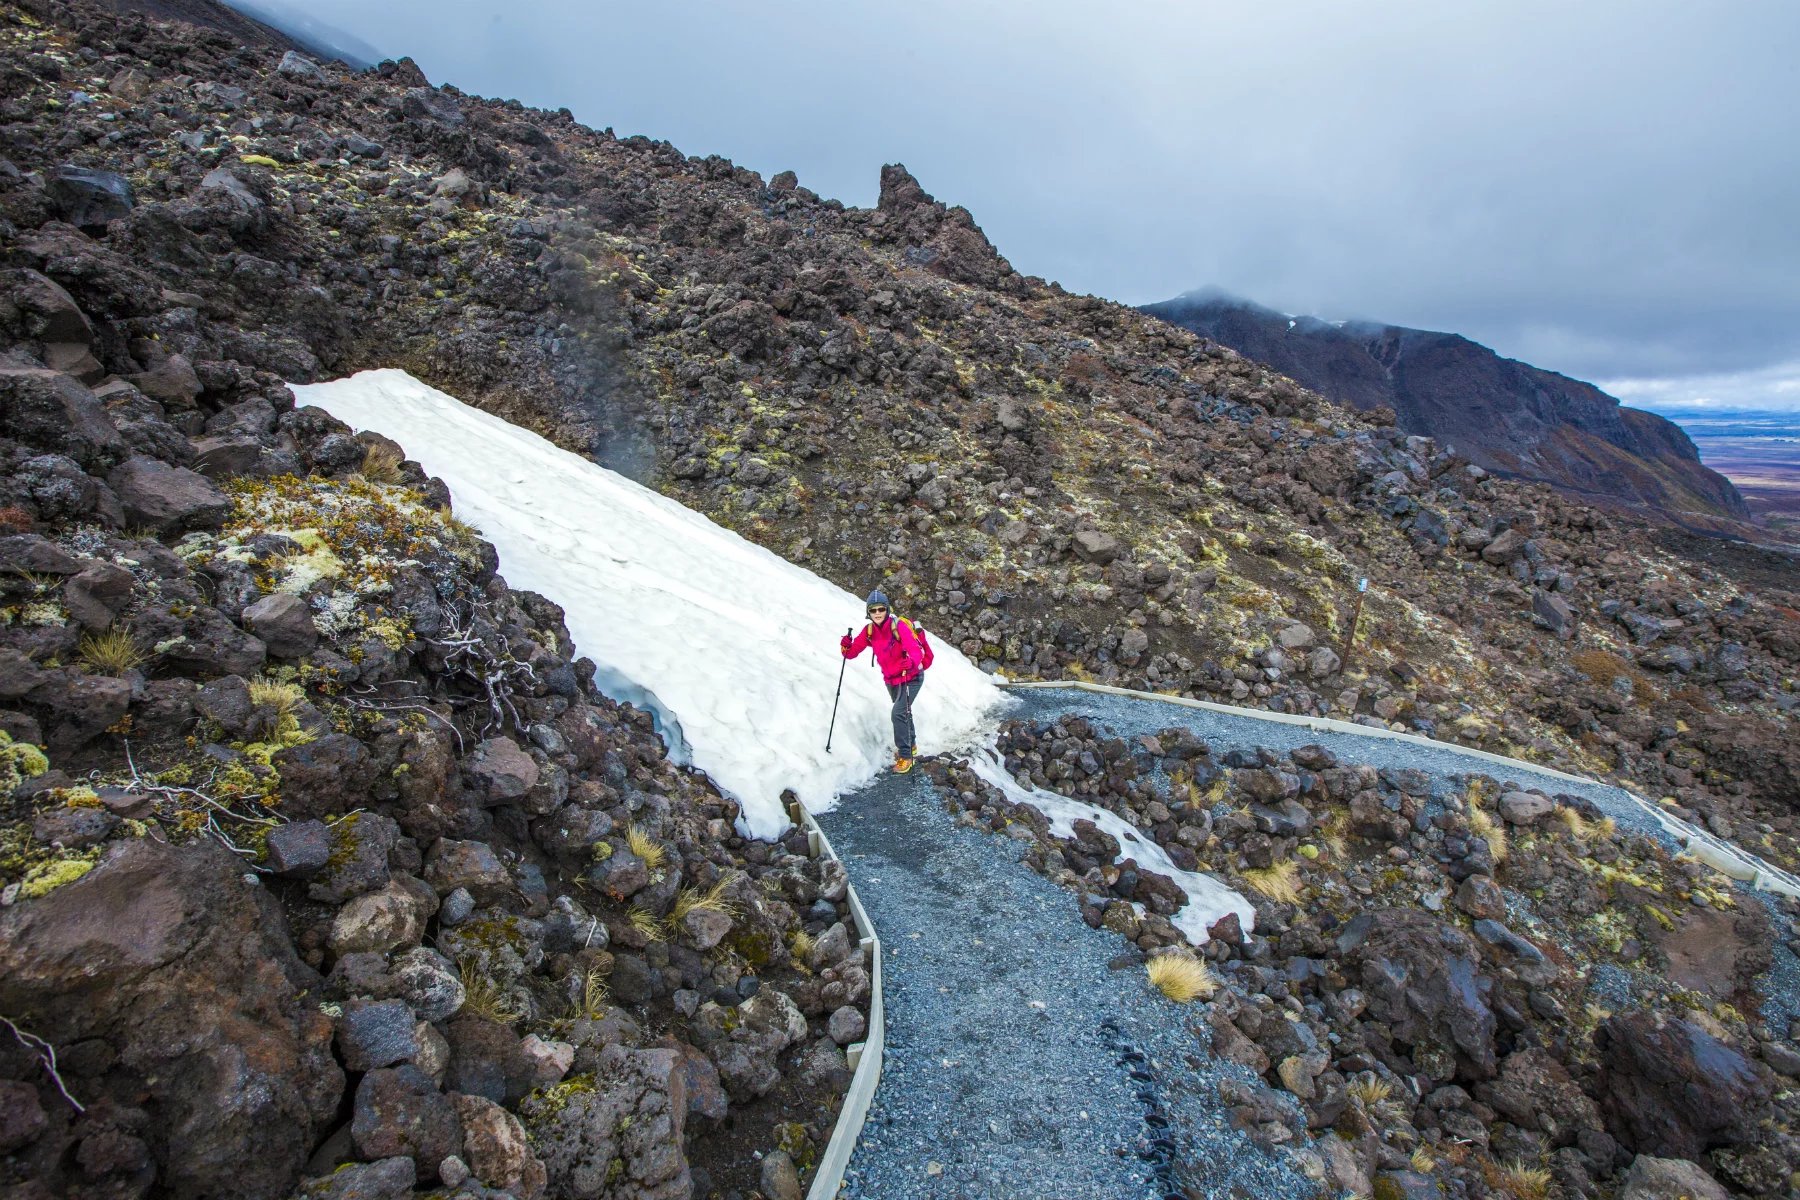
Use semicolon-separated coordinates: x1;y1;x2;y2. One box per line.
0;1014;85;1113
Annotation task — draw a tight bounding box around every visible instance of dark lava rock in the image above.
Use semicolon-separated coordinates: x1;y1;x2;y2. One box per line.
0;839;341;1200
1596;1012;1771;1159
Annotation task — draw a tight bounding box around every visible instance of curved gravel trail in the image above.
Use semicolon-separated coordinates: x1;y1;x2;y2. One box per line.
816;763;1310;1200
817;685;1800;1197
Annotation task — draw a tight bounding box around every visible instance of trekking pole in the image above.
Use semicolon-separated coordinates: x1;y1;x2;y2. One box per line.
825;628;851;752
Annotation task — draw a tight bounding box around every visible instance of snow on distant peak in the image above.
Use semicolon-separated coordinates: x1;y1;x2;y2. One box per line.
296;369;1007;839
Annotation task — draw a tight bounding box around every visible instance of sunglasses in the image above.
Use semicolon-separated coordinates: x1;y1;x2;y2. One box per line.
867;606;888;615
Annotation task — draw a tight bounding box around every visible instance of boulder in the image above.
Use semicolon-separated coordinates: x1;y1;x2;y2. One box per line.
350;1065;463;1184
0;1079;46;1154
61;559;133;631
452;1093;546;1200
1616;1156;1730;1200
1337;910;1497;1082
828;1005;867;1045
107;455;229;533
521;1044;691;1200
130;353;202;409
465;736;539;803
1497;791;1552;826
1480;528;1527;565
1597;1012;1770;1159
337;999;421;1072
1072;529;1120;564
0;365;126;468
0;839;341;1199
424;839;511;904
1532;589;1576;638
242;592;319;658
390;947;466;1023
445;1015;538;1107
689;989;808;1101
296;1157;417;1200
761;1150;803;1200
329;876;437;955
265;819;333;877
48;164;135;229
278;50;325;82
1474;1047;1601;1147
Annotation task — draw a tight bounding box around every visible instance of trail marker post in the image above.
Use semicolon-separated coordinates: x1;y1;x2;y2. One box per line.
1341;577;1369;669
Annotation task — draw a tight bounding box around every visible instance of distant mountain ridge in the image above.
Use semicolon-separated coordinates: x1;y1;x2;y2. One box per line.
1143;290;1751;524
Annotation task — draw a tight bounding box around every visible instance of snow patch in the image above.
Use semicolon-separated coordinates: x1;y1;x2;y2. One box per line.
967;748;1256;944
295;369;1007;839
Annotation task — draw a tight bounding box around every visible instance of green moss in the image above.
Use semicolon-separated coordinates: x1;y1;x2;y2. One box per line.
18;852;98;899
0;731;49;792
519;1072;596;1126
727;924;778;968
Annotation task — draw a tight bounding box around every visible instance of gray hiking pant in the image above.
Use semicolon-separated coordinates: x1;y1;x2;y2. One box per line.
885;676;922;754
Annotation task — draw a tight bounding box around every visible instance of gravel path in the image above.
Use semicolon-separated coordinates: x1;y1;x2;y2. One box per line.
816;763;1311;1200
817;685;1800;1197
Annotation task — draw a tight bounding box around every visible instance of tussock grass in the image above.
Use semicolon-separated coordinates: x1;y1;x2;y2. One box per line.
669;875;740;928
358;443;405;484
1410;1146;1436;1173
570;965;609;1020
626;905;664;942
625;823;668;871
77;626;144;675
248;678;305;715
1557;806;1613;844
789;928;816;963
1490;1159;1552;1200
1469;805;1508;862
1146;953;1216;1003
458;960;522;1024
1240;859;1302;904
1345;1075;1392;1108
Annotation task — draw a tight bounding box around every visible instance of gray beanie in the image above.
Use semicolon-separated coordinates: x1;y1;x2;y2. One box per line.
864;589;890;609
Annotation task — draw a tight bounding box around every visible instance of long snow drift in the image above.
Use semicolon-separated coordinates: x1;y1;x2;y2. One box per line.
968;751;1257;943
296;369;1006;839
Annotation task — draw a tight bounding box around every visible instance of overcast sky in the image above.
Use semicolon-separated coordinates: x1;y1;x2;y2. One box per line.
259;0;1800;412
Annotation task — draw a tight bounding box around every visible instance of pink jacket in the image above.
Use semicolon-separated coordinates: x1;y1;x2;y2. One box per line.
842;616;923;686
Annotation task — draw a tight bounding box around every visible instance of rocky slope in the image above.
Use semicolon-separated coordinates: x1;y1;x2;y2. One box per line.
0;5;1796;1195
932;715;1800;1200
1142;290;1752;525
0;0;1794;873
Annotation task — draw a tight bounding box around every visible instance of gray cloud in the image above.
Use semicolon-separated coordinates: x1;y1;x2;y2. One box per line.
260;0;1800;403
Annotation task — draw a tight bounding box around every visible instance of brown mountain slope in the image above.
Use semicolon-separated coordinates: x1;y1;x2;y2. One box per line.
1142;292;1751;527
0;3;1795;839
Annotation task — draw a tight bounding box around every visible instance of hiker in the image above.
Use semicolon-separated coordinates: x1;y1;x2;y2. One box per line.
840;590;927;773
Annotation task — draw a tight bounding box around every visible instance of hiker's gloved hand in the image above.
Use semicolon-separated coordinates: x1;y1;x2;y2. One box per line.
840;635;853;652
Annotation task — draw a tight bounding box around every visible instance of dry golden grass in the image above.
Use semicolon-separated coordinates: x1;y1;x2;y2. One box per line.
358;443;405;484
458;961;522;1024
1469;805;1508;862
248;678;305;715
1410;1146;1436;1173
77;626;144;675
668;875;741;927
1345;1075;1392;1108
1489;1159;1552;1200
626;905;664;942
1146;954;1216;1003
570;965;609;1020
1240;859;1302;905
624;823;668;872
789;928;816;963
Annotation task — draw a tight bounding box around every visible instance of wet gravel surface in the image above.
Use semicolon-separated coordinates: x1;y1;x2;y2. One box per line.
817;763;1311;1200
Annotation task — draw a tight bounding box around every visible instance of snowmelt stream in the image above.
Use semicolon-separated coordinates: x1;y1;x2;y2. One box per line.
295;369;1254;937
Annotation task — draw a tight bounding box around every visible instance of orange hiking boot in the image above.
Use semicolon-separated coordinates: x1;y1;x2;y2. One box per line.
894;751;914;774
